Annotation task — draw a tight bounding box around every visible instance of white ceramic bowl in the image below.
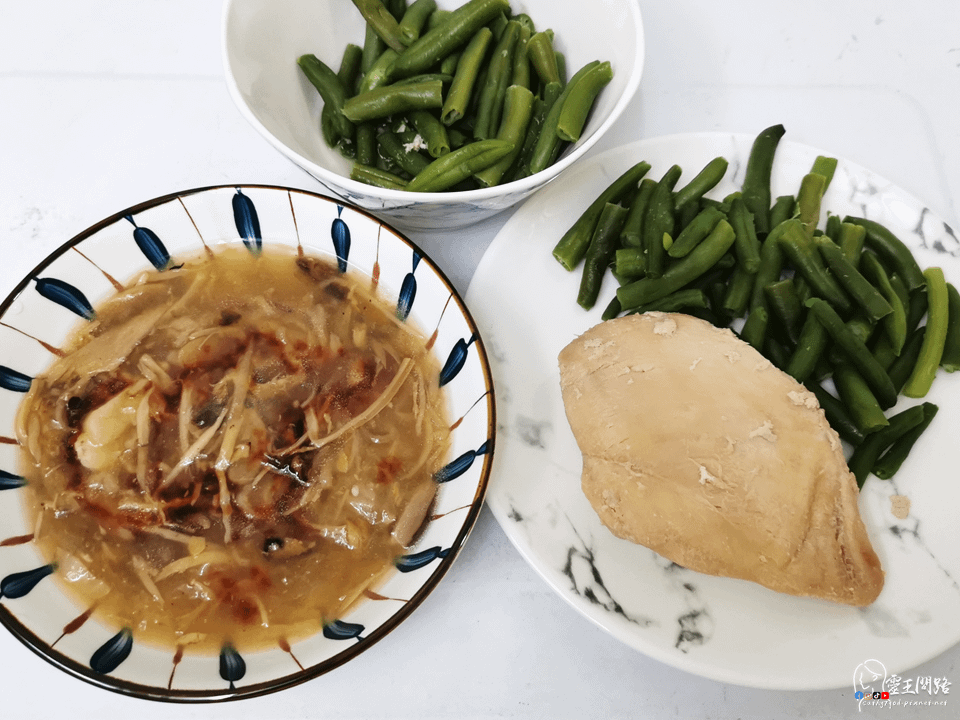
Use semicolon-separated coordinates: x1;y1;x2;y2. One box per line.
0;185;495;701
221;0;644;231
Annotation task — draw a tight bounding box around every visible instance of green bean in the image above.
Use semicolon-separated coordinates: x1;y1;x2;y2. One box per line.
297;54;355;140
615;247;645;279
804;381;865;446
860;252;907;354
673;157;729;214
357;48;399;93
837;222;866;267
552;160;651;270
764;278;803;345
398;0;437;45
406;139;513;192
678;198;699;231
887;272;910;314
642;165;682;280
506;81;561;182
577;203;630;310
695;250;736;281
887;326;925;394
903;266;949;397
704;278;730;319
527;30;560;85
871;333;899;373
825;213;842;244
512;13;535;33
942;282;960;371
512;24;531;89
426;7;450;29
500;98;541;181
528;60;600;174
408;109;450;157
667;205;724;258
320;102;347;153
474;84;534;187
847;404;927;488
740;306;769;351
600;295;622;321
843;216;926;291
776;220;851;314
391;72;453;86
488;11;508;40
810;155;838;190
617;219;736;309
375;145;406;176
721;266;754;318
764;336;791;370
620;178;659;249
350;163;408;189
392;0;511;77
905;282;928;336
796;172;826;238
872;402;938;479
769;195;795;230
845;318;875;349
440;51;461;75
814;236;892;322
785;310;827;382
342;79;443;123
728;197;761;273
350;0;407;52
355;123;377;166
832;362;889;435
742;124;786;235
376;130;431;175
845;312;876;347
337;43;364;93
387;0;407;21
805;297;897;408
473;21;520;139
447;126;469;149
320;43;363;153
361;23;387;74
748;221;788;311
556;60;613;143
555;49;567;85
440;27;492;126
624;288;709;316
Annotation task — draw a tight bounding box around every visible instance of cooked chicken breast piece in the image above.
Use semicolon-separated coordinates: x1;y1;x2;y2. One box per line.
558;312;884;606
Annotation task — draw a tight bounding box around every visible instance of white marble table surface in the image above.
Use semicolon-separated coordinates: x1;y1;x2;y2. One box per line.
1;1;958;718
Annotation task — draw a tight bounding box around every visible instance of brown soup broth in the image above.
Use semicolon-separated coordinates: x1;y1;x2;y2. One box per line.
16;245;450;653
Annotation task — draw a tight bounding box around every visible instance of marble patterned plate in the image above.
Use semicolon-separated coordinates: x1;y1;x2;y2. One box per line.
0;185;495;701
466;133;960;690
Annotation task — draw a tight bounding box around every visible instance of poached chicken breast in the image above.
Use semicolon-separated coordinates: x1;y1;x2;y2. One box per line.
558;312;884;606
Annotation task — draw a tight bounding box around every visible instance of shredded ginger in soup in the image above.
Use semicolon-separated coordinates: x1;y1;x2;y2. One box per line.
16;245;450;652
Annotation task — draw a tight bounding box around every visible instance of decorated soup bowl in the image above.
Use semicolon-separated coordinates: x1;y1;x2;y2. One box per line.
0;185;494;701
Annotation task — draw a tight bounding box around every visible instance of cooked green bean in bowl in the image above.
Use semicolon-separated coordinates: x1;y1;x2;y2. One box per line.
222;0;645;231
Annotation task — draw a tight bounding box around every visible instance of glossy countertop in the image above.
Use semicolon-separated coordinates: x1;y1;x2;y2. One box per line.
1;1;958;718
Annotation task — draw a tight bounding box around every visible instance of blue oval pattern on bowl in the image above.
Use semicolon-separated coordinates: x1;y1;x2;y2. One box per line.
0;185;495;702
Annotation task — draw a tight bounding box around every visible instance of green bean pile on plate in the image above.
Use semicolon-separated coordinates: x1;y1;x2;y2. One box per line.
297;0;613;192
552;124;960;488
